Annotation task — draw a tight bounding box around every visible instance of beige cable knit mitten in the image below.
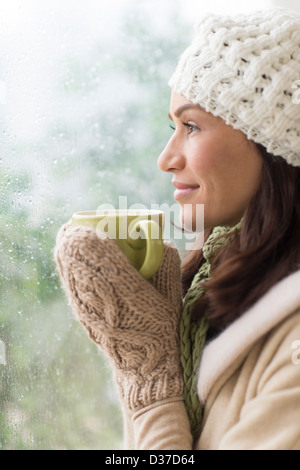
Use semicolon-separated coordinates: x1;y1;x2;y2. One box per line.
54;222;184;413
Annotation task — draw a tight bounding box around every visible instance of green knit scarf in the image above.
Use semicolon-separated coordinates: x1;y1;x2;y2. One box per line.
180;220;242;439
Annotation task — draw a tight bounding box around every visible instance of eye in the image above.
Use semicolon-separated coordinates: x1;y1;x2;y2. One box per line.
183;122;198;134
169;122;199;134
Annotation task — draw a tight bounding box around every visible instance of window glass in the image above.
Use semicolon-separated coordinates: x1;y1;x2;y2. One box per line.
0;0;192;450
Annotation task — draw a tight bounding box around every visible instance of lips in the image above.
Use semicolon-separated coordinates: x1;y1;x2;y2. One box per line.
172;180;200;200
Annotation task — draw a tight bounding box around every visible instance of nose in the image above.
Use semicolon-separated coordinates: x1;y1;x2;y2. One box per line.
157;135;185;173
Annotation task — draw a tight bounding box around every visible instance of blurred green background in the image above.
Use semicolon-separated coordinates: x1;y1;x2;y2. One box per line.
0;0;191;450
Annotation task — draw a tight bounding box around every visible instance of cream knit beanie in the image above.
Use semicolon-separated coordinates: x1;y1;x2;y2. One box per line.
169;8;300;167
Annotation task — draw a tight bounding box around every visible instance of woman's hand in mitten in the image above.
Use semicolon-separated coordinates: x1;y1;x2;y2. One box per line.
54;222;184;412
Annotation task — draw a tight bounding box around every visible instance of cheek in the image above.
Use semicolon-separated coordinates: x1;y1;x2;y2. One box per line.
189;139;225;186
210;140;262;210
187;130;262;198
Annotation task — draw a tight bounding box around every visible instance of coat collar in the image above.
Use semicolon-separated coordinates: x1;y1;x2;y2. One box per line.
197;268;300;404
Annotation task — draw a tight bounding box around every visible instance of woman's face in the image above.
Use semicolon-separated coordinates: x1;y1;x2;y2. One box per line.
157;91;263;231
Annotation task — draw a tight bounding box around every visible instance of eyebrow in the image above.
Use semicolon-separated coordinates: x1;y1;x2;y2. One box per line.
168;103;204;120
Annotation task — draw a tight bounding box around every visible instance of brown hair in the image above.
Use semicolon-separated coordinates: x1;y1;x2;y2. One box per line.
181;144;300;329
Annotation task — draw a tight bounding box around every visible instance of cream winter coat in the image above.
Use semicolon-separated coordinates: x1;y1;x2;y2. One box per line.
125;268;300;450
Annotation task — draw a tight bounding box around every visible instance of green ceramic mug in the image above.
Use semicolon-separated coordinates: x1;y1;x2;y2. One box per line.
72;209;165;280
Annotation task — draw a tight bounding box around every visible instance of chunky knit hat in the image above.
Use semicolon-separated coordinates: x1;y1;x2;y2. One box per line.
169;8;300;167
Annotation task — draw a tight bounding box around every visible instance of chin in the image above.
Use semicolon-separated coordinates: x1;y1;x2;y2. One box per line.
180;206;203;233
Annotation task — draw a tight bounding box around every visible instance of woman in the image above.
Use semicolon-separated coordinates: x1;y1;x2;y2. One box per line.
55;8;300;450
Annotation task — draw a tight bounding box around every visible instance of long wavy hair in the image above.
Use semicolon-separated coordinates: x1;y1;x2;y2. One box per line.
181;144;300;330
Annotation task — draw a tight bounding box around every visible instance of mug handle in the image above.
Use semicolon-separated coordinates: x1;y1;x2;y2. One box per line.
128;219;164;280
